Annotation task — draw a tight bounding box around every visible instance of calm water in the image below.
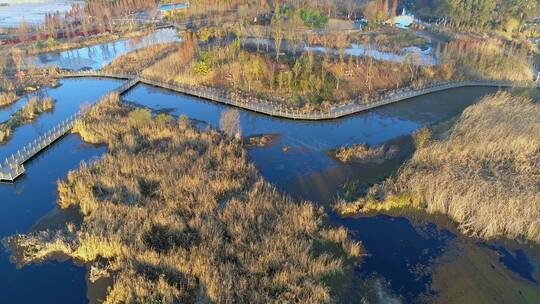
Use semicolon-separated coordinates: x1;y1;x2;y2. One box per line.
123;83;497;191
27;28;181;70
0;134;105;303
0;0;83;28
335;214;455;302
246;38;437;66
0;78;117;303
305;44;436;66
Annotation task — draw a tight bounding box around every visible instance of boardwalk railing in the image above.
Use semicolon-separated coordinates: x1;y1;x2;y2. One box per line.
57;70;137;80
138;77;529;120
0;110;83;182
116;77;141;94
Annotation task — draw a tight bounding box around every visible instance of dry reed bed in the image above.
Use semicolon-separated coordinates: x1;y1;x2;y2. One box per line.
336;92;540;243
441;39;534;84
101;43;180;75
4;94;361;303
0;92;18;107
333;143;399;163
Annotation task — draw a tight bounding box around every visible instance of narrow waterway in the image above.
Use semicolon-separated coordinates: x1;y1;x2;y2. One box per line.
123;83;497;192
0;78;121;160
0;134;105;303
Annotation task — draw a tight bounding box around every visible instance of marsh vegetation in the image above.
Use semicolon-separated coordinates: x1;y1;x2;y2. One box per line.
101;43;180;75
335;92;540;243
333;143;399;164
4;94;362;303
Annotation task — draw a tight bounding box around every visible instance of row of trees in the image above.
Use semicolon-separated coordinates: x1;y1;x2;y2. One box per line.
411;0;540;33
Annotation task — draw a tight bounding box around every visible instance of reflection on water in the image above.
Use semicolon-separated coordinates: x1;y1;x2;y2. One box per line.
335;214;455;302
27;28;181;70
479;243;539;284
305;44;437;66
0;78;116;303
0;134;106;303
244;37;437;66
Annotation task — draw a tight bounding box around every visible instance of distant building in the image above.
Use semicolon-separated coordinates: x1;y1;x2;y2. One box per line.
159;3;188;18
386;8;414;28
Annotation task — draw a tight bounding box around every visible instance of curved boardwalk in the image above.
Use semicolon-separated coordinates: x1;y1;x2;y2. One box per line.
57;70;534;120
138;78;524;120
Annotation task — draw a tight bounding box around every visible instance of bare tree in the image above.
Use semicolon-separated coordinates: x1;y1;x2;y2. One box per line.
220;109;242;140
272;20;283;61
11;49;25;72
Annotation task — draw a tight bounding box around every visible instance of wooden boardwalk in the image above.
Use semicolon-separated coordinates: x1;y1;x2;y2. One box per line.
138;77;526;120
0;79;134;182
57;70;533;120
0;111;82;182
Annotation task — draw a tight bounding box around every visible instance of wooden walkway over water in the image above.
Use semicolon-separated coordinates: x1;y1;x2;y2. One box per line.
0;79;135;182
0;111;82;182
55;70;534;120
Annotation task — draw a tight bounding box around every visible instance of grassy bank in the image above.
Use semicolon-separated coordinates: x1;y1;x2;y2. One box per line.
141;33;454;111
0;96;55;143
101;43;180;75
335;92;540;243
4;94;362;303
0;92;18;107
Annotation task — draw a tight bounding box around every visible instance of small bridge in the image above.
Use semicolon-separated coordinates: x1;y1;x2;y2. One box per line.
0;111;82;182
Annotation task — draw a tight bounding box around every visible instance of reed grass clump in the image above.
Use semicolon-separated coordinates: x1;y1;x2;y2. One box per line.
0;92;18;107
5;94;362;303
441;39;534;83
101;43;179;75
338;92;540;243
333;143;399;163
